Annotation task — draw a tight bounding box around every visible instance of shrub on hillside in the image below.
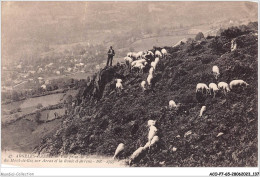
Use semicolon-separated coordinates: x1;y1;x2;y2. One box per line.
195;32;205;41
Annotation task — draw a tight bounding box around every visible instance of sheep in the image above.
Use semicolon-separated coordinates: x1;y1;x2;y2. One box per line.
143;142;150;150
149;136;159;147
212;65;220;79
131;62;146;73
196;83;210;95
129;147;145;165
154;57;160;64
161;48;167;58
147;73;153;86
148;125;158;148
113;143;125;160
169;100;177;109
155;50;162;58
209;83;219;98
116;79;123;91
141;81;146;91
147;120;156;127
149;67;154;75
218;82;230;95
131;59;147;66
127;52;133;58
136;51;145;59
229;80;249;90
231;39;237;52
199;106;206;117
124;57;133;69
151;61;157;70
144;50;154;62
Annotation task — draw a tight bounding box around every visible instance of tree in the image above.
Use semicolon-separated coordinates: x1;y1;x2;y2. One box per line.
36;103;43;109
195;32;205;41
35;111;41;123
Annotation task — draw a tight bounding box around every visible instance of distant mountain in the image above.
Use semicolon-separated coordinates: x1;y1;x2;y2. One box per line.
2;2;257;63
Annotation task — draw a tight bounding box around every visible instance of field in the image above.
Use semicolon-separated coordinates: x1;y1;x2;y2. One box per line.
2;119;62;153
128;34;195;51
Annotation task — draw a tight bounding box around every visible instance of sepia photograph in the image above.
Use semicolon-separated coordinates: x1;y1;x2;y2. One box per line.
1;0;258;174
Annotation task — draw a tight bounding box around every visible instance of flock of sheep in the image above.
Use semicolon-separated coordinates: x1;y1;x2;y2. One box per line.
195;66;249;117
111;46;249;165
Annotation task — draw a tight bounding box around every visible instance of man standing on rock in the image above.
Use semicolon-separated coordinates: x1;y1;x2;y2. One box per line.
106;46;115;67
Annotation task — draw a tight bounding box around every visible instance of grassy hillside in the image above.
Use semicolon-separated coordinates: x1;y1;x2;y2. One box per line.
35;22;258;167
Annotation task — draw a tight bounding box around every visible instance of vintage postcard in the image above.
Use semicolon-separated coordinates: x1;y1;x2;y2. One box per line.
1;1;258;176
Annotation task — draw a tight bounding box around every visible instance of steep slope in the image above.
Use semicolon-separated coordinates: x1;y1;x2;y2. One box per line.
35;23;258;167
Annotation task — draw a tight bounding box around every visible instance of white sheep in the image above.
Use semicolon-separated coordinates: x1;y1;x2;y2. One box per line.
113;143;125;159
143;142;150;150
231;39;237;52
147;120;156;127
149;136;159;147
116;79;123;90
161;49;167;58
212;65;220;79
169;100;177;109
148;125;158;148
229;80;249;90
131;59;147;67
209;83;219;98
136;51;145;59
147;73;153;86
196;83;210;95
149;67;154;75
129;147;145;165
218;82;230;95
127;52;133;58
141;81;146;91
155;50;162;58
199;106;206;117
151;61;157;70
154;57;160;64
131;62;146;73
124;57;133;69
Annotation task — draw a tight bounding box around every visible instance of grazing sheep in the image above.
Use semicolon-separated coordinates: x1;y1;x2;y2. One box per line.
131;62;145;73
149;136;159;147
130;52;138;60
141;81;146;91
149;67;155;75
169;100;177;109
231;39;237;52
147;120;156;127
116;79;123;90
113;143;125;160
147;74;153;86
129;147;145;165
196;83;210;95
155;50;162;58
131;59;147;67
154;57;160;64
199;106;206;117
229;80;249;90
161;48;167;58
151;61;157;70
143;142;150;150
127;52;133;58
136;51;145;59
148;125;158;148
212;65;220;79
218;82;230;95
209;83;219;98
124;57;133;69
